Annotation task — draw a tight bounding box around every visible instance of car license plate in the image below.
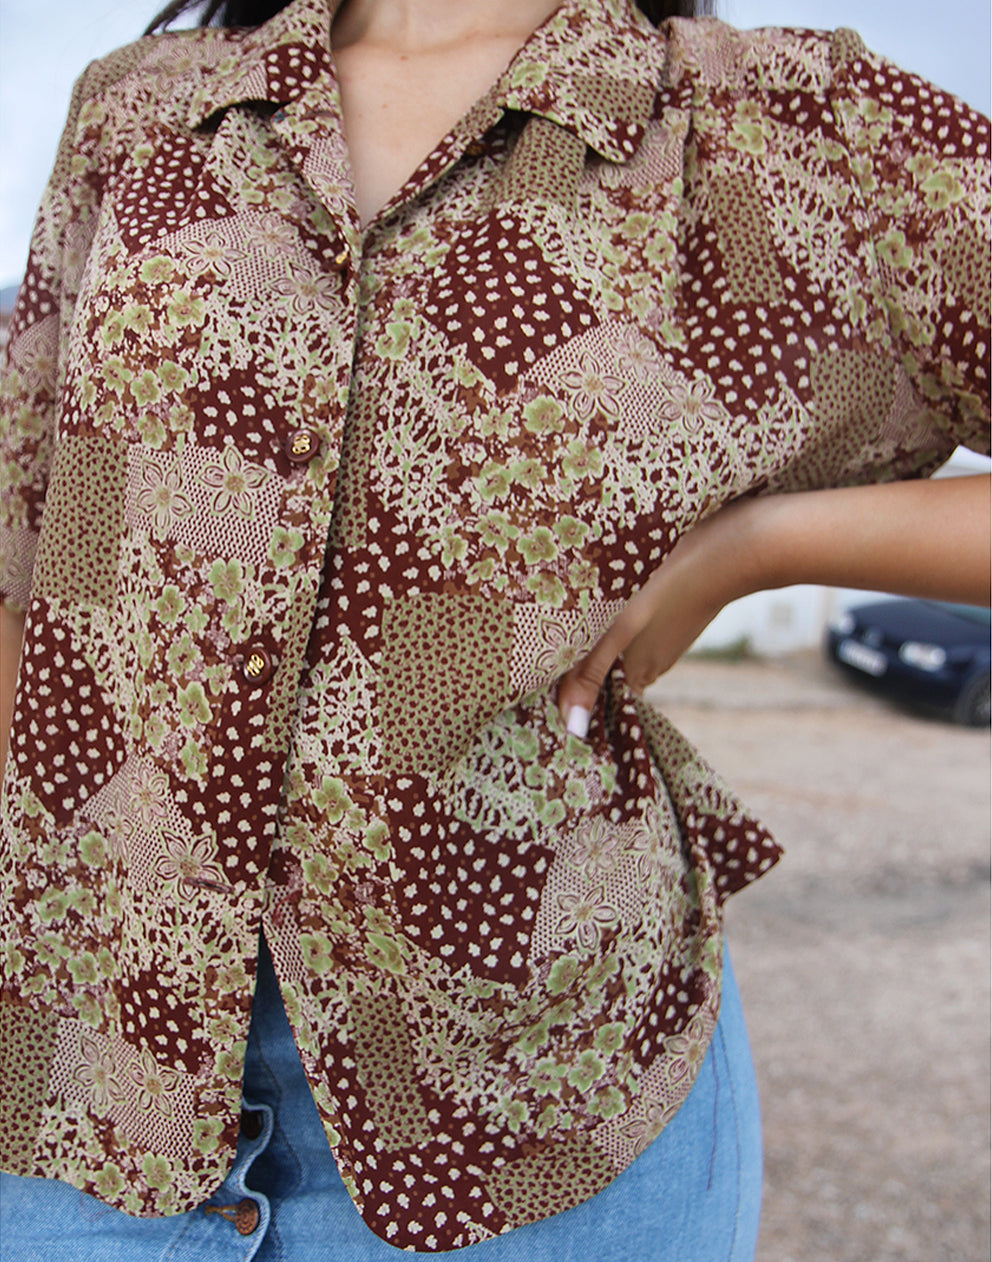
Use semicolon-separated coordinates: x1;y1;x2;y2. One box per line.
837;638;887;677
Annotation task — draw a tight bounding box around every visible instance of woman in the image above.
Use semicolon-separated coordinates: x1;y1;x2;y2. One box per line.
0;0;988;1258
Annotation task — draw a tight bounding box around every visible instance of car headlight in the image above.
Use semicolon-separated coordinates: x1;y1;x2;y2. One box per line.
830;612;856;636
898;641;947;672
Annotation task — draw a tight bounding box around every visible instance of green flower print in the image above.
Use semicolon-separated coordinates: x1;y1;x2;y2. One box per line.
269;525;304;567
519;527;558;565
209;558;245;602
136;456;194;539
528;1056;568;1098
523;395;565;434
365;933;407;975
567;1049;605;1092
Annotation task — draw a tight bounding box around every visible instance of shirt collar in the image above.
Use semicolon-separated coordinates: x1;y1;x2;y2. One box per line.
499;0;669;162
186;0;667;163
185;0;342;130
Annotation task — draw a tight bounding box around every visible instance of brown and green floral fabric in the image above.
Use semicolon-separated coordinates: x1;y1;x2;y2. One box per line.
1;0;988;1249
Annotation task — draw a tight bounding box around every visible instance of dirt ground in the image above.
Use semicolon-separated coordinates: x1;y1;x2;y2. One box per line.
646;651;991;1262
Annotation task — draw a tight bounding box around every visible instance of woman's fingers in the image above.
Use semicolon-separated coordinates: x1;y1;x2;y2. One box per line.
556;597;655;736
555;500;761;736
555;520;739;733
556;644;615;738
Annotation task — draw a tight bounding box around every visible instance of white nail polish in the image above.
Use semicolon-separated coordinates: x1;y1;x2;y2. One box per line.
566;705;590;739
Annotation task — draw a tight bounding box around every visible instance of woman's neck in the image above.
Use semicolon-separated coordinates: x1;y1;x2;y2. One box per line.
328;0;564;225
331;0;563;55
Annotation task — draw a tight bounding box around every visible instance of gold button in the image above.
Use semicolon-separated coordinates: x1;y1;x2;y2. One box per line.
240;647;274;686
285;428;317;463
334;246;349;268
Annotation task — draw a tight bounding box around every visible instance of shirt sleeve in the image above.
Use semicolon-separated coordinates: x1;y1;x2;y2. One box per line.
826;29;990;468
0;59;113;611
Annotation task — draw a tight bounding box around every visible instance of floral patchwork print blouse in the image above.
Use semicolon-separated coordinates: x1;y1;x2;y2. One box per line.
0;0;988;1250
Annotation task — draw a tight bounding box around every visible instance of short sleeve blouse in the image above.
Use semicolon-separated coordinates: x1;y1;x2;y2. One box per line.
0;0;988;1250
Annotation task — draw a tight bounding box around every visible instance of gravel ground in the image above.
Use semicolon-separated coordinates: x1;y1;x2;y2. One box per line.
646;651;991;1262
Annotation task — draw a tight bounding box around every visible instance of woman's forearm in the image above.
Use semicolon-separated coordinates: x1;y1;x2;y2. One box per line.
740;475;991;607
1;603;26;780
559;473;989;715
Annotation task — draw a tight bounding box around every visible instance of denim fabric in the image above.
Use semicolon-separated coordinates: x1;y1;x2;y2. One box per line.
0;939;761;1261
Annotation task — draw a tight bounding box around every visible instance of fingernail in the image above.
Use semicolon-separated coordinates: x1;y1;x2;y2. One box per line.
566;705;590;739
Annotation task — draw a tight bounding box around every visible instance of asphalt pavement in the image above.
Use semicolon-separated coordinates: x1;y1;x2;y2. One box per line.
646;651;991;1262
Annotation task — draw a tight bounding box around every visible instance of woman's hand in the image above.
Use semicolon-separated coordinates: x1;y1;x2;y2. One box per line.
556;498;761;734
557;475;991;737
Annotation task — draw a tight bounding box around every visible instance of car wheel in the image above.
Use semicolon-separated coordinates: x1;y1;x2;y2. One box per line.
954;671;992;727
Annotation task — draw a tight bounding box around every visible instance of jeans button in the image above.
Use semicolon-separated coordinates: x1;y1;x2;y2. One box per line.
235;1198;261;1236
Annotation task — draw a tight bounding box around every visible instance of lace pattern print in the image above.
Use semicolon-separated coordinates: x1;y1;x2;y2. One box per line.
0;0;988;1250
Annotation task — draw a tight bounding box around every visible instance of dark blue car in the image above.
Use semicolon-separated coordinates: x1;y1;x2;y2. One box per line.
825;599;991;726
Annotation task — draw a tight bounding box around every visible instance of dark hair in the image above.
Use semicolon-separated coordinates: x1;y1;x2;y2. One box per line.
146;0;712;37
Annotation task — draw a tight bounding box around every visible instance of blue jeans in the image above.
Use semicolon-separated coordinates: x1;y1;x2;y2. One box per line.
1;939;762;1261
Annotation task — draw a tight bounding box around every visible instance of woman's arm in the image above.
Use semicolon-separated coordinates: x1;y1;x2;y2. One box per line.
1;603;26;778
558;475;990;731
